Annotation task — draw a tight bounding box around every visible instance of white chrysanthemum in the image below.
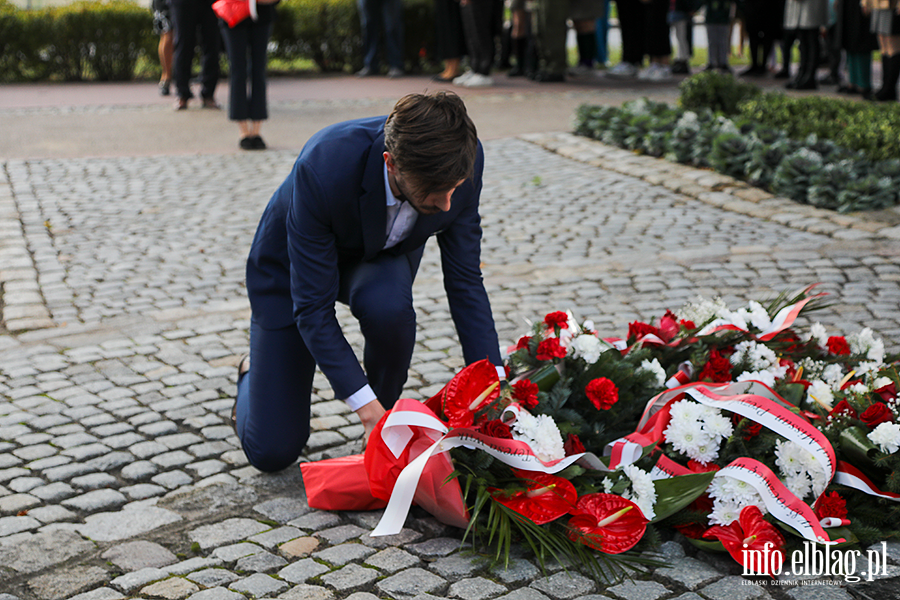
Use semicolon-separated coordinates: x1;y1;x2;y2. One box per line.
807;380;834;410
512;412;565;463
665;419;710;454
709;500;743;526
703;412;734;439
784;473;813;500
822;364;845;387
809;322;828;347
848;382;868;394
640;359;667;388
738;301;773;333
730;341;779;371
868;422;900;454
850;328;885;364
622;464;657;520
855;361;881;378
570;334;604;364
775;440;814;475
678;295;728;326
720;477;763;506
810;469;828;498
736;370;777;388
691;438;721;464
602;477;615;493
669;399;703;422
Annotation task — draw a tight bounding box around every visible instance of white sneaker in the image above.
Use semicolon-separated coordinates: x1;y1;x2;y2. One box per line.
637;63;660;80
647;64;672;81
453;70;475;85
463;73;494;88
607;62;637;78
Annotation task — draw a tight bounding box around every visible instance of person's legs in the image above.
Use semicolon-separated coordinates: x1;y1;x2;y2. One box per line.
170;0;197;102
159;30;174;85
248;20;272;121
198;1;221;102
221;23;249;122
340;250;422;410
382;0;405;71
236;319;316;472
460;0;494;75
358;0;381;71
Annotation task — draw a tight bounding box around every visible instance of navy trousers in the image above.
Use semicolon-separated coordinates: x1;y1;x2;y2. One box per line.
236;248;423;472
357;0;405;71
220;6;275;121
170;0;220;101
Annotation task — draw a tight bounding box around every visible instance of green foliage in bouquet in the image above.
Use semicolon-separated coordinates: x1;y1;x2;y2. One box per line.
678;70;762;115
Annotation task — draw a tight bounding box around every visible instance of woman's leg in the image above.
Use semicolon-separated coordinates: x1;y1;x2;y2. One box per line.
236;319;316;472
248;20;272;122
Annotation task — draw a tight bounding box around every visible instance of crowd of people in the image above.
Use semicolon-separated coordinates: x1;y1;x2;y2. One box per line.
150;0;900;148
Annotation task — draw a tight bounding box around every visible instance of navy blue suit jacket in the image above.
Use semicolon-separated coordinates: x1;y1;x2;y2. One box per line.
246;116;502;401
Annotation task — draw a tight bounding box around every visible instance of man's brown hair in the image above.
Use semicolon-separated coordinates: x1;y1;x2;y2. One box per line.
384;91;478;194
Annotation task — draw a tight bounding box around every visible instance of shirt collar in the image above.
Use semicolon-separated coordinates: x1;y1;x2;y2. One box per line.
383;162;400;207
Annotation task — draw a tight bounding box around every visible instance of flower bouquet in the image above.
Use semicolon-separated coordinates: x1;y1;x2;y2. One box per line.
301;285;899;579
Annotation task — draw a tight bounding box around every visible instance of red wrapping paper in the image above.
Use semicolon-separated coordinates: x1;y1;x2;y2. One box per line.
300;454;387;511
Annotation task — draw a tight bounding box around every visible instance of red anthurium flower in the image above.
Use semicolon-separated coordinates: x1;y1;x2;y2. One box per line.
658;310;680;342
826;336;851;355
814;491;848;520
628;321;659;342
544;311;569;330
585;378;618;410
492;472;577;525
860;402;894;428
428;359;500;428
567;493;648;554
697;348;734;383
511;379;539;409
536;338;567;361
828;399;858;420
703;506;786;576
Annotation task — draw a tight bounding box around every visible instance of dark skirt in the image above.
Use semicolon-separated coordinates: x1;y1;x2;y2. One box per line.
434;0;467;61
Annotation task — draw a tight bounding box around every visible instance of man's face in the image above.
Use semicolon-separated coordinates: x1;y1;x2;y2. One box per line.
384;151;465;215
393;171;465;215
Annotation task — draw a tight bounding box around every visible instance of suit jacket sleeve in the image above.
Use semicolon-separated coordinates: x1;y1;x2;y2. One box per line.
437;144;503;368
285;161;370;401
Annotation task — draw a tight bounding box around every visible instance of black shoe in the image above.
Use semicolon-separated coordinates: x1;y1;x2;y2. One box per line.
792;80;817;90
739;65;765;76
158;80;170;96
671;60;690;74
239;137;255;150
774;69;790;79
251;135;266;150
507;64;526;77
202;97;220;109
532;70;565;82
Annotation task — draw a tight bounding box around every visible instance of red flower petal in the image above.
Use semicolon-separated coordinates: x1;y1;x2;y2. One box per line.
567;493;648;554
585;378;618;411
544;311;570;330
425;359;500;428
492;472;577;525
703;506;785;575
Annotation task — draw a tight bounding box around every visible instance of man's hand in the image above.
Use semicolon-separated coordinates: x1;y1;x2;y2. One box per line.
356;399;386;447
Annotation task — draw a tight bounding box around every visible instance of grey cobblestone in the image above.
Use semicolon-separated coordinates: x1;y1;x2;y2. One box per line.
0;126;897;600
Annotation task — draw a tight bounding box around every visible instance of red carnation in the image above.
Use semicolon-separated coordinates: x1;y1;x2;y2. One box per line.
826;336;851;356
536;338;567;361
860;402;894;428
697;348;734;383
480;419;513;440
658;311;680;342
814;491;848;520
828;399;858;420
512;379;539;409
731;414;762;440
586;377;619;410
628;321;659;342
564;433;585;456
515;335;532;351
544;311;569;330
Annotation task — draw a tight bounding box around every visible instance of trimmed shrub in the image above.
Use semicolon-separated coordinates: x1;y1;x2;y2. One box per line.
709;131;754;179
772;147;825;203
678;70;761;115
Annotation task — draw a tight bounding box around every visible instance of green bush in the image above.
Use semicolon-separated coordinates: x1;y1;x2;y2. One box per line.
678;70;761;115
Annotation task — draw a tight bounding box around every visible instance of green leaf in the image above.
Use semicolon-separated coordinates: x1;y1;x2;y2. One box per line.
529;364;561;392
651;472;716;523
685;537;726;552
839;426;881;472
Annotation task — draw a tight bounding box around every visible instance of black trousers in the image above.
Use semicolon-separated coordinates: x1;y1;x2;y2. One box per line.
220;8;275;121
170;0;220;101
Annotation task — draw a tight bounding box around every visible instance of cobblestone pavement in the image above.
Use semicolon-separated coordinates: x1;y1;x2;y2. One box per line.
2;126;900;600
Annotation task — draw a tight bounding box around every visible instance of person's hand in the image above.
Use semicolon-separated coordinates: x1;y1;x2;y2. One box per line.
356;399;386;447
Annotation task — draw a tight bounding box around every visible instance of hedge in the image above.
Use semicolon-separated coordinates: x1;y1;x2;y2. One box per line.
0;0;436;81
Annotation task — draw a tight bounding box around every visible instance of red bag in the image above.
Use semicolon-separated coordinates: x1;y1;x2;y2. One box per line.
212;0;254;27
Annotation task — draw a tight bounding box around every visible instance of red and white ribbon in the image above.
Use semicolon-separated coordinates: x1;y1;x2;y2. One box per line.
834;461;900;502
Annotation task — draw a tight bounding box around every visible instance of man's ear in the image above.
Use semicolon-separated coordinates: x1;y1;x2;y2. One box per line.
383;152;398;175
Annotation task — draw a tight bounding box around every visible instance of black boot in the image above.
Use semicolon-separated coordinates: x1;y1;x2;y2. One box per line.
874;54;900;101
508;37;527;76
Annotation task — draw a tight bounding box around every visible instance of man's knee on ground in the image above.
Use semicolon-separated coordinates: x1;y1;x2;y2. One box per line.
242;434;308;473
